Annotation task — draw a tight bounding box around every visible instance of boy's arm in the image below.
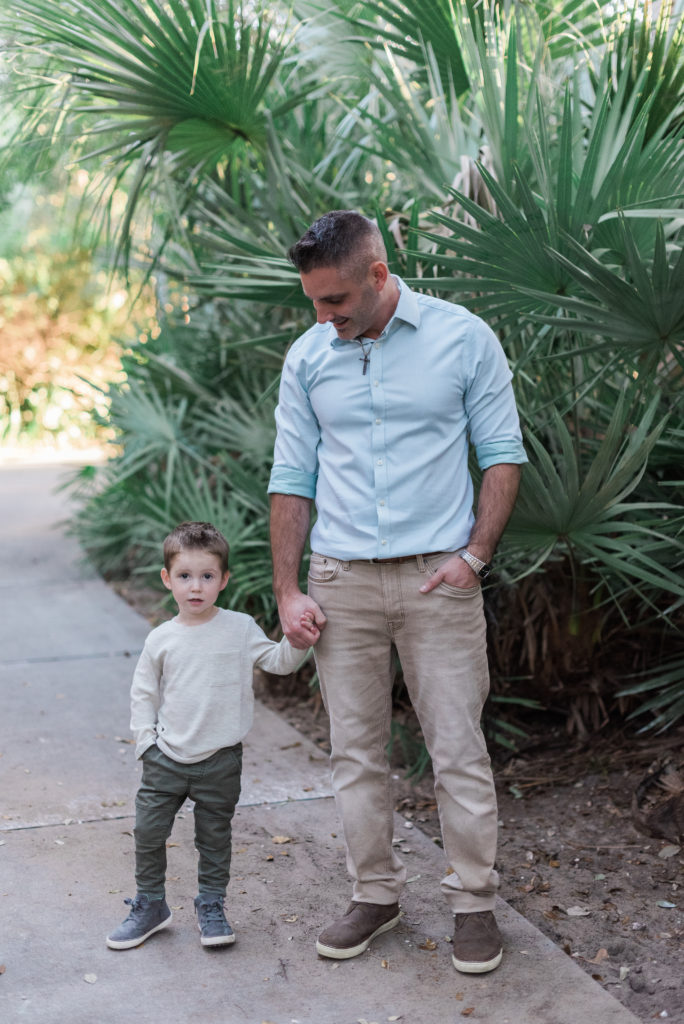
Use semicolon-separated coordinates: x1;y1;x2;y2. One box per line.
248;618;310;676
130;645;161;759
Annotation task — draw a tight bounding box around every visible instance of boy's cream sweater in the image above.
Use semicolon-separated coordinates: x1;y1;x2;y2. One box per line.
130;608;305;764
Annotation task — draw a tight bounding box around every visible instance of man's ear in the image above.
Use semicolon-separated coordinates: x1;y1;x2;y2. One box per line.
370;260;389;291
160;567;172;591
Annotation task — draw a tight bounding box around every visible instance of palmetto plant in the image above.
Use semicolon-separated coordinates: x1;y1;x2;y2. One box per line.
3;0;683;743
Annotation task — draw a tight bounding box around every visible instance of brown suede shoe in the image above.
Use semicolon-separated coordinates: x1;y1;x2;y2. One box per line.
316;901;401;959
451;911;503;973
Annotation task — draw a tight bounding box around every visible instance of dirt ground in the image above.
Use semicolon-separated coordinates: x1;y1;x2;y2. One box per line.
257;680;683;1024
116;583;682;1023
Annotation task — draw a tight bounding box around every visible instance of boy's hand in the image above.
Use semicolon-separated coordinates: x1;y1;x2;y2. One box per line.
299;612;322;645
278;591;326;648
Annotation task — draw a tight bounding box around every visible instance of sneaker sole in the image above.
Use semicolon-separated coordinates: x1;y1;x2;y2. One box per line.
316;913;400;959
106;911;172;950
452;948;503;974
199;929;236;948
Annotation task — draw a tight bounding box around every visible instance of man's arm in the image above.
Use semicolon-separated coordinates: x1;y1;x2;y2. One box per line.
270;493;327;648
420;463;521;592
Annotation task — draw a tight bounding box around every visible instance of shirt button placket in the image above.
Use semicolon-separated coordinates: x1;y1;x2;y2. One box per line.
369;341;389;557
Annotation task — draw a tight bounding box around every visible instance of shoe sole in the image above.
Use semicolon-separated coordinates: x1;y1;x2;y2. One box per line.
106;911;172;950
452;949;503;974
316;913;401;959
199;928;236;948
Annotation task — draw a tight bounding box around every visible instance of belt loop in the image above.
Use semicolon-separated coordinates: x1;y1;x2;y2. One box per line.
416;553;426;571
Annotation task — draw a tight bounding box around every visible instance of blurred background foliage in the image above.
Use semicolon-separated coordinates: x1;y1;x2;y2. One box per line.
1;0;682;766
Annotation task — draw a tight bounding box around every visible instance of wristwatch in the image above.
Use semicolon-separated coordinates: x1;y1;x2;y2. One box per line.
458;549;492;579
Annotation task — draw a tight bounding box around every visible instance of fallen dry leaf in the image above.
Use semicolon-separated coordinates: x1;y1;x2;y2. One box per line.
418;938;437;951
461;1009;475;1017
266;854;274;861
658;845;680;859
589;948;609;964
272;835;292;844
0;965;6;975
381;958;389;969
83;974;97;984
283;915;298;923
566;905;591;917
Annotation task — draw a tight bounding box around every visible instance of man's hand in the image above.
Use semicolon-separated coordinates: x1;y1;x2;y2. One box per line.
419;553;478;594
279;590;327;648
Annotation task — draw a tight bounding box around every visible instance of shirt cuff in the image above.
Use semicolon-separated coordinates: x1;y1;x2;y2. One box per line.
268;466;317;498
475;441;528;470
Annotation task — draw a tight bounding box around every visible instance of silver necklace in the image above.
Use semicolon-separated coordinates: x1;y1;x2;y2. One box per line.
356;338;372;375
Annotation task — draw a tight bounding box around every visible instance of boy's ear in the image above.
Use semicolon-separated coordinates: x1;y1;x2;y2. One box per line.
160;567;172;590
219;570;231;591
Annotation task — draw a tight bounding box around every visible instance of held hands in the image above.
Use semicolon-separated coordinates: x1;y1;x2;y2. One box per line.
419;553;479;594
279;591;326;649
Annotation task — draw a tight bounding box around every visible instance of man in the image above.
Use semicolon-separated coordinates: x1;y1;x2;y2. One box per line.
268;210;527;974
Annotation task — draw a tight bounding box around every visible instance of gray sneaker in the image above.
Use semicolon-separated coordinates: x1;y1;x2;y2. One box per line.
106;895;172;950
194;893;236;947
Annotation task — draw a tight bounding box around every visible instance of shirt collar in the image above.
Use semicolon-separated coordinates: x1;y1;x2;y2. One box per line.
329;275;420;349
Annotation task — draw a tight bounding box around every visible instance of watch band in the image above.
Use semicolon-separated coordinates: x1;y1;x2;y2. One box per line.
458;549;492;579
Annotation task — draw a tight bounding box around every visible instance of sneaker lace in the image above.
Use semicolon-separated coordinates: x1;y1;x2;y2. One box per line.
198;898;225;923
124;896;150;920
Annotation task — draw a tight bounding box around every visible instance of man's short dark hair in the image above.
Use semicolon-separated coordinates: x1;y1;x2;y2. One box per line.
288;210;386;275
163;521;230;573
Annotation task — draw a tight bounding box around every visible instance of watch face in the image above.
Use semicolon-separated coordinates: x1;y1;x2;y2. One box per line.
478;564;492;579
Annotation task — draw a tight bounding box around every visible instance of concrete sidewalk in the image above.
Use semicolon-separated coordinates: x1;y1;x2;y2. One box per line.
0;462;641;1024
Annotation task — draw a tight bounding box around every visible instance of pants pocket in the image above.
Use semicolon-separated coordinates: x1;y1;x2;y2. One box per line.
308;552;342;583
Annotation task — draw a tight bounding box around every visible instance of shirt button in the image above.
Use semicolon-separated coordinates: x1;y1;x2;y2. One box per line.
381;539;387;546
377;458;383;465
373;380;379;386
379;500;386;507
375;418;382;425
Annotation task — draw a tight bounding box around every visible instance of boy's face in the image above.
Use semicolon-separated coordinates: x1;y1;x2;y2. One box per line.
161;550;230;626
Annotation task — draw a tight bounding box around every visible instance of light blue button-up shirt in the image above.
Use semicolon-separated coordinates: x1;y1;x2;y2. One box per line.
268;277;527;560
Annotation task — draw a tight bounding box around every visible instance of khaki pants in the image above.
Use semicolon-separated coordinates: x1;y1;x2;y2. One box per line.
308;552;499;914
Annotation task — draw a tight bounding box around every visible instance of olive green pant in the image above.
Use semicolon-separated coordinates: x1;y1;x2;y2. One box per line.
134;742;242;898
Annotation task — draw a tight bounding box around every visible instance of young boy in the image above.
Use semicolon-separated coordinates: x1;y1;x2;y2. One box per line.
106;521;307;951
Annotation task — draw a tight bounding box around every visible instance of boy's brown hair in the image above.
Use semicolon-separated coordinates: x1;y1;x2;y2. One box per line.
162;521;230;573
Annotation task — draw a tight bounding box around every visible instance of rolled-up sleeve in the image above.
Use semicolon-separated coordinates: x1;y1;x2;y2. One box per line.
268;345;320;498
464;320;527;470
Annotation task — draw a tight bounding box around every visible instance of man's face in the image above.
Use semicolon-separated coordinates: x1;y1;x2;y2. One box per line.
299;263;386;341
